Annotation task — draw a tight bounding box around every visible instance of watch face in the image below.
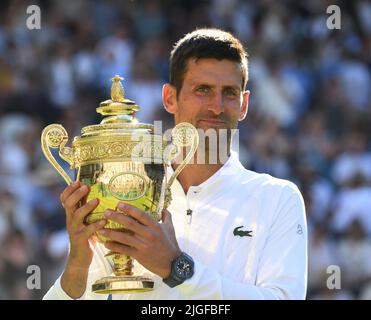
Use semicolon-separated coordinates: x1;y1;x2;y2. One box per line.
176;257;193;278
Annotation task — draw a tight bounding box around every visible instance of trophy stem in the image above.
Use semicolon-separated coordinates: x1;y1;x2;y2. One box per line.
91;251;154;294
111;253;133;276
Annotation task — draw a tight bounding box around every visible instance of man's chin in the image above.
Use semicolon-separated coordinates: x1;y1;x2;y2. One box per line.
196;124;230;133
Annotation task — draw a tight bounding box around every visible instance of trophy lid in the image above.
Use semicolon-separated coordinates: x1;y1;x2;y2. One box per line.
41;75;197;171
69;75;163;166
41;75;198;171
80;75;153;137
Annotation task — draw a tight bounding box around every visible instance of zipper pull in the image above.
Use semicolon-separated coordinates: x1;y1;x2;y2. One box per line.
186;209;193;224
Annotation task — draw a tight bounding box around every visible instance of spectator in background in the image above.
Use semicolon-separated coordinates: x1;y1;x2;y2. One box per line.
332;131;371;187
331;173;371;236
96;22;135;89
307;224;342;298
337;219;371;296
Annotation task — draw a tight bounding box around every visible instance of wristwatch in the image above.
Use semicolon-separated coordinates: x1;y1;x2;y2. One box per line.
163;252;194;288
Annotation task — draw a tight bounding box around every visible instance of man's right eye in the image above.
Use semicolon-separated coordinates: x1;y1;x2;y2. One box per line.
195;86;210;93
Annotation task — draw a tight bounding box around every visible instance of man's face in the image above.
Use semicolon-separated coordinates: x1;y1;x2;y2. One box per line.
164;58;249;132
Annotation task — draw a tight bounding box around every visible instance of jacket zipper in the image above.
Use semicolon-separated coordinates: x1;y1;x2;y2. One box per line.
184;193;193;253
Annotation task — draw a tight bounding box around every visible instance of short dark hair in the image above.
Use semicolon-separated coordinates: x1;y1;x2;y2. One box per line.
169;28;248;95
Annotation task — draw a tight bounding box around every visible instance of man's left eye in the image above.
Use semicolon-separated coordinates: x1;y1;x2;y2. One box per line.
224;89;238;97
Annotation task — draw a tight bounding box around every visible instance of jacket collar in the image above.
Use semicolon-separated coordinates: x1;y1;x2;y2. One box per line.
167;151;244;195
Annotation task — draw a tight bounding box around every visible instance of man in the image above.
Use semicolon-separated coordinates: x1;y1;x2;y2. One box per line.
44;28;307;300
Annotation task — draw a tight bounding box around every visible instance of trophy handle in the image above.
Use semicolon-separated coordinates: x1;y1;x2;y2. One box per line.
166;122;199;189
41;124;74;185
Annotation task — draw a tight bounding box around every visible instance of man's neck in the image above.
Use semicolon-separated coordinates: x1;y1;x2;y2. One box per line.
171;143;232;193
171;162;224;194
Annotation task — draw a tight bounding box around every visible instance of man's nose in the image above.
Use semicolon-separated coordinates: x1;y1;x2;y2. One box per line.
207;92;224;115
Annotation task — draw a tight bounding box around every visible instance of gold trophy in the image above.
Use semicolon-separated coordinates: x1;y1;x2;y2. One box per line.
40;75;199;294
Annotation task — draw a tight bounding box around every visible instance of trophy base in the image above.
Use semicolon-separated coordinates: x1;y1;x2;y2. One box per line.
92;276;154;294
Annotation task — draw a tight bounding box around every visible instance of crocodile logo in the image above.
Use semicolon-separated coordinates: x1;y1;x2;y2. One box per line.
233;226;253;237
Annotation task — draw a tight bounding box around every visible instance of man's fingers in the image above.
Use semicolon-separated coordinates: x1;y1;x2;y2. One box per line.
116;203;156;226
60;181;80;204
161;209;177;239
104;241;136;256
104;210;149;238
98;229;146;250
74;198;100;226
83;220;107;239
63;185;90;212
161;209;172;224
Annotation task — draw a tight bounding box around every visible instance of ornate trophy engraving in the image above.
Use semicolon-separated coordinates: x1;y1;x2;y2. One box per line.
41;75;199;294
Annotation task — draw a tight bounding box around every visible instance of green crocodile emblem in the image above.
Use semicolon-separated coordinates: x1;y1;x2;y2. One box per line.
233;226;253;237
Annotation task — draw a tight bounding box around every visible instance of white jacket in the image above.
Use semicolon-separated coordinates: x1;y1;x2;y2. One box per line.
44;152;307;300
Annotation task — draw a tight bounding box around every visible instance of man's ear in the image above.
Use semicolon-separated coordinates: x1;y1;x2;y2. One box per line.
239;90;250;121
162;83;177;114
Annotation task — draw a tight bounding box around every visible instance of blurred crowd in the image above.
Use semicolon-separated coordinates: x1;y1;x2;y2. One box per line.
0;0;370;299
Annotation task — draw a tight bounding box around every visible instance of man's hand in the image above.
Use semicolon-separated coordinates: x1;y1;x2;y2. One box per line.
60;181;106;298
99;203;181;279
61;180;106;268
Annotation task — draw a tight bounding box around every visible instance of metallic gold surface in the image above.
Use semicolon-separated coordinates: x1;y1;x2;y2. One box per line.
92;276;154;294
40;124;73;184
82;161;166;228
167;122;200;188
40;75;199;294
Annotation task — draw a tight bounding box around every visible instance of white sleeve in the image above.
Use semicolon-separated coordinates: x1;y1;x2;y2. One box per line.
43;243;111;300
175;185;308;300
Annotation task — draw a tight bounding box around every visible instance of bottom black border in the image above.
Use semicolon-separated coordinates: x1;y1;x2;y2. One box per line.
0;300;367;319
